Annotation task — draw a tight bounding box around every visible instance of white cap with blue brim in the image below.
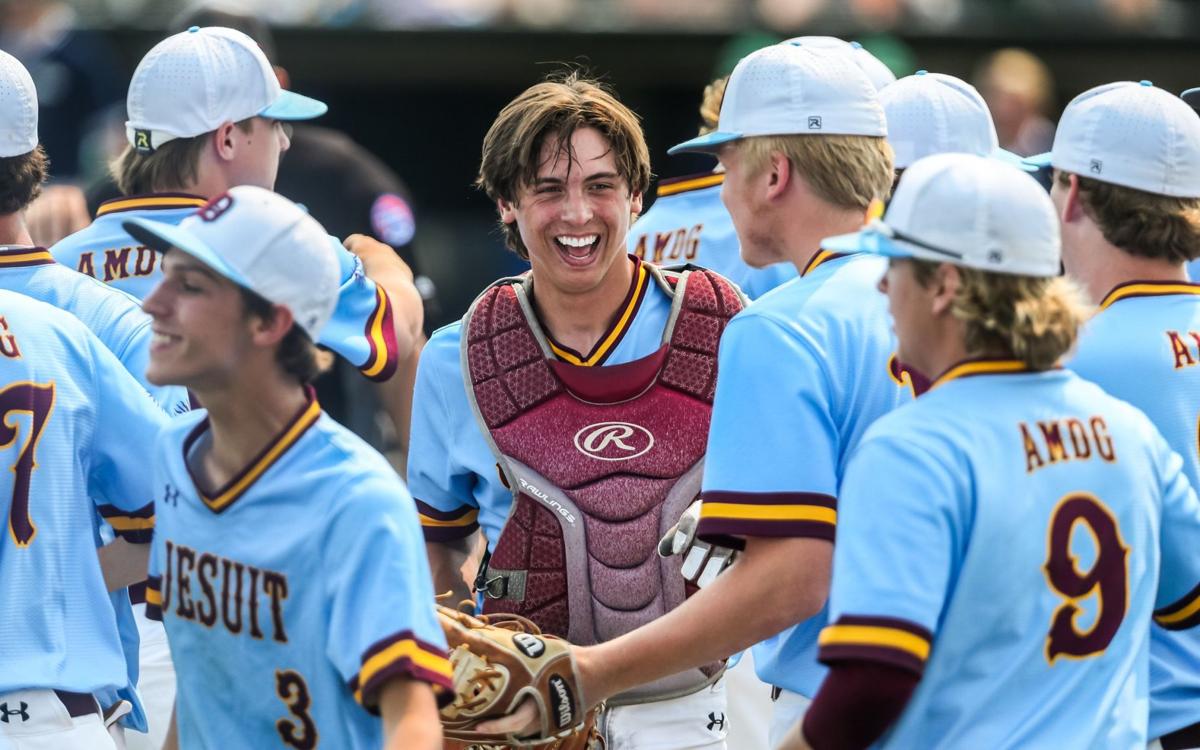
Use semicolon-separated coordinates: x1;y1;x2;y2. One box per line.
823;152;1061;278
668;42;886;156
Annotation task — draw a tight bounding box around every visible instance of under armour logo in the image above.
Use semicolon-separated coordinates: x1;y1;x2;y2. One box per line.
706;711;726;732
1089;159;1103;174
0;702;29;723
163;483;182;508
807;116;822;130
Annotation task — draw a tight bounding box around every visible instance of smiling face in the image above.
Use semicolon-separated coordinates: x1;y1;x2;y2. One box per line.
498;127;642;298
141;251;257;391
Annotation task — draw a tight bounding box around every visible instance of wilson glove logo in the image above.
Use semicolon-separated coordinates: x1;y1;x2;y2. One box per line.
573;422;654;461
548;675;575;728
513;633;545;659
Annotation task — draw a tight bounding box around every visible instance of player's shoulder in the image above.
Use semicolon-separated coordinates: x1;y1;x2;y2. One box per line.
159;408;210;445
424;320;464;367
0;288;92;336
308;414;415;515
50;213;115;255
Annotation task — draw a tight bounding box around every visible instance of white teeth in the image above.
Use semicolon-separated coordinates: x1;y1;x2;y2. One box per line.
557;235;598;248
152;333;174;345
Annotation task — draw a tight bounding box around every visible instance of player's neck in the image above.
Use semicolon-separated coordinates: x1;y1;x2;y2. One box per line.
531;254;637;357
782;203;864;274
193;369;310;490
0;213;33;247
1077;241;1188;305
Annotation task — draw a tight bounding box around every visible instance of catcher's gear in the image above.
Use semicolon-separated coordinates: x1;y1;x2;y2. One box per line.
437;604;604;749
658;499;737;588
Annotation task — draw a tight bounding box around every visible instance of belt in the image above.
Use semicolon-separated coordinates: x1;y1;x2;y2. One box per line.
53;690;100;719
128;579;148;605
1162;720;1200;750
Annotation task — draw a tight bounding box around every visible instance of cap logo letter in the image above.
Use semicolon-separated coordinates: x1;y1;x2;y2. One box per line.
134;129;153;153
198;193;234;222
1089;159;1103;174
808;116;823;130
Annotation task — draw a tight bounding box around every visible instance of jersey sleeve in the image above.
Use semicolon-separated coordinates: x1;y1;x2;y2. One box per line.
315;235;399;382
144;527;165;621
86;333;170;542
1152;439;1200;630
324;476;454;712
818;430;955;676
697;314;839;546
408;327;482;542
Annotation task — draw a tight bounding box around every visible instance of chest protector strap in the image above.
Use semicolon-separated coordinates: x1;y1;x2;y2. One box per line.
462;264;745;705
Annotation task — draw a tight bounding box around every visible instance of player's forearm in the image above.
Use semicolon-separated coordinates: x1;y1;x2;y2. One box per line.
426;536;476;605
98;538;150;592
577;535;831;702
375;335;424;476
380;679;443;750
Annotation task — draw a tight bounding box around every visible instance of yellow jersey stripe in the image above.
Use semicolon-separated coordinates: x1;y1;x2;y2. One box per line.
550;263;648;367
1100;283;1200;311
1157;592;1200;626
657;173;724;197
96;196;207;216
419;509;479;528
145;588;162;606
932;359;1027;389
105;515;156;531
802;250;839;277
0;250;54;266
818;624;931;661
361;287;391;379
202;400;321;511
699;502;837;525
354;641;453;704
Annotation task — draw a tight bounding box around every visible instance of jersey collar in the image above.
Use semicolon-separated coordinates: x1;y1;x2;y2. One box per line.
543;256;651;367
931;358;1033;389
0;245;54;268
801;249;849;277
96;192;207;218
655;172;724;198
1098;280;1200;311
183;389;321;514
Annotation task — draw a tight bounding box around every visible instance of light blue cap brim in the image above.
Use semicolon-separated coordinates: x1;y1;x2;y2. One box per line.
122;217;253;291
1021;152;1053;170
259;90;328;121
993;148;1039;172
822;227;915;259
667;130;743;156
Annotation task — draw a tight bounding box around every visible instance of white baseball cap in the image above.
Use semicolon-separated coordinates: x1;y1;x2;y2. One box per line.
669;43;886;155
823;152;1061;277
784;37;896;92
1024;80;1200;197
0;50;37;158
126;26;327;152
123;186;340;340
882;70;1030;170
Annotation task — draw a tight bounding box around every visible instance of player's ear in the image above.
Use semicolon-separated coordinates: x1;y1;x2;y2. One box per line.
497;198;518;225
248;303;296;348
1060;173;1086;224
929;263;960;316
629;189;643;217
212;121;238;163
765;151;790;201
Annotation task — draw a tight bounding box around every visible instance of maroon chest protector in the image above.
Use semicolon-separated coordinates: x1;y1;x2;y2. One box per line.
462;265;744;705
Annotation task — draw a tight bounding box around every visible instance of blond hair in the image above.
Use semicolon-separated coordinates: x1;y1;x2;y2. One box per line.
912;260;1090;371
111;119;255;196
698;76;728;135
476;71;651;259
739;134;894;211
1057;171;1200;264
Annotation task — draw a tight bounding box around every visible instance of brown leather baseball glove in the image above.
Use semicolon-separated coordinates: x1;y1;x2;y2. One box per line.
437;604;603;749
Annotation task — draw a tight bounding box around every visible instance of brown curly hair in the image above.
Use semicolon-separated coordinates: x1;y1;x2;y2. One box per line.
0;146;48;215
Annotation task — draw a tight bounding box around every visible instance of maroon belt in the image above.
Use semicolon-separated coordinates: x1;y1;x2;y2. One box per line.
53;690;100;718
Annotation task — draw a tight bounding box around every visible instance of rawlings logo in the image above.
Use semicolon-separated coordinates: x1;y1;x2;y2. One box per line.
548;675;574;728
517;477;576;524
573;422;654;462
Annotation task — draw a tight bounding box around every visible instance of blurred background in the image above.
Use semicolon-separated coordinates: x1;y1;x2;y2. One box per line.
5;0;1200;329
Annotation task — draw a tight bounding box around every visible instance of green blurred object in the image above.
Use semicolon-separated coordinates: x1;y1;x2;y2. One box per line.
857;34;918;78
713;31;782;78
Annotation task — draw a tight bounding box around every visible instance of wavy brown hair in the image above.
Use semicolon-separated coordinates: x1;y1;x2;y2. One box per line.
0;146;48;214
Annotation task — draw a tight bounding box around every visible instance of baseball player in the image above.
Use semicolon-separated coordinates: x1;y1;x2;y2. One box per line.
477;45;908;746
126;186;452;749
1028;81;1200;749
411;71;747;748
49;26;423;395
629;36;893;301
777;152;1200;750
0;289;170;750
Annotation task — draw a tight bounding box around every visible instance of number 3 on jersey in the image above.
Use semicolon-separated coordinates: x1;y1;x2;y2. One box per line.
276;669;317;749
1043;493;1129;663
2;382;55;547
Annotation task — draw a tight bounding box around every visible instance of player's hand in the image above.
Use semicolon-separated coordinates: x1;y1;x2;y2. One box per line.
26;184;90;246
343;233;415;284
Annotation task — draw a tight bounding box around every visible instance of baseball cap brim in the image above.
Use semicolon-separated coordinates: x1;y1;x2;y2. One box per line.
123;217;253;291
259;90;327;121
822;225;916;260
667;130;743;156
993;148;1038;172
1021;152;1053;170
1182;87;1200;111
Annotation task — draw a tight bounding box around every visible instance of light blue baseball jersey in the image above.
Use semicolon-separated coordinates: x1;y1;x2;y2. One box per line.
695;251;912;697
1186;259;1200;283
0;245;189;415
0;290;167;696
52;193;401;381
1068;281;1200;739
145;392;453;749
629;173;796;300
822;361;1200;749
409;257;674;545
